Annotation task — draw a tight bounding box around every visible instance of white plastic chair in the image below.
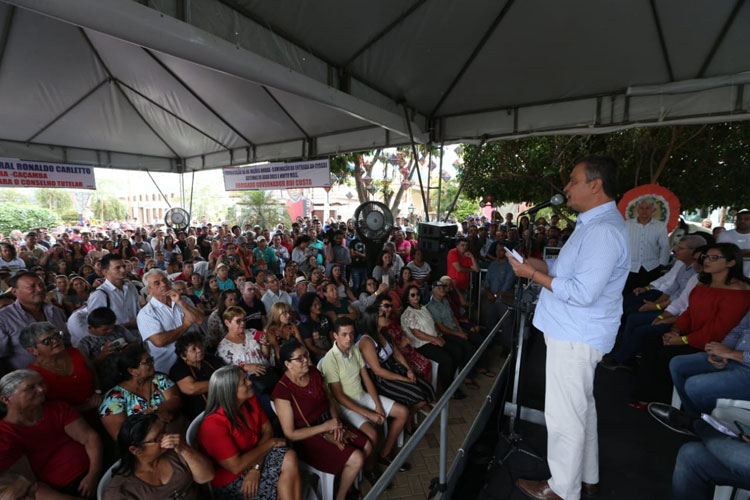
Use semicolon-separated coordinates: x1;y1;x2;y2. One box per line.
713;486;750;500
186;411;205;447
96;460;120;500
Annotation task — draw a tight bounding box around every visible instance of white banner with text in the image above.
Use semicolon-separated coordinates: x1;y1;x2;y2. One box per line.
223;159;330;190
0;158;96;189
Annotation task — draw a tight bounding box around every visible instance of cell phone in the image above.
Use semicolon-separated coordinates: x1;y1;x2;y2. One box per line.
735;420;750;437
382;275;390;286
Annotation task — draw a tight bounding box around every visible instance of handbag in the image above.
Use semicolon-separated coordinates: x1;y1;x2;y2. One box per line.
278;380;355;451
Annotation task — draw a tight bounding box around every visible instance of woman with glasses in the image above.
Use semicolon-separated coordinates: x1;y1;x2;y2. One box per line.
99;343;182;440
198;365;302;500
0;370;103;498
380;290;433;383
631;243;750;407
21;322;101;418
400;285;467;400
358;298;435;425
272;340;369;500
103;412;214;499
217;306;278;416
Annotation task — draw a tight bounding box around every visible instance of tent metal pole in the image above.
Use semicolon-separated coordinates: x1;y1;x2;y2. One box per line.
146;170;172;209
402;105;430;222
188;170;195;223
443;139;486;221
436;142;444;220
426;146;433;217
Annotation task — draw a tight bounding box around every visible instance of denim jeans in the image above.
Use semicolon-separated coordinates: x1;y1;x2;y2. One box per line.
350;266;367;295
614;311;666;364
671;421;750;500
670;352;750;415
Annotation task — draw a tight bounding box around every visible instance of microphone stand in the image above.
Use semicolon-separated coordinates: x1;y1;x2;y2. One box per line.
498;210;545;465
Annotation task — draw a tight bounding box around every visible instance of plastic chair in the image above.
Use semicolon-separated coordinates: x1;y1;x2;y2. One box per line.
186;411;205;447
96;460;120;500
713;486;750;500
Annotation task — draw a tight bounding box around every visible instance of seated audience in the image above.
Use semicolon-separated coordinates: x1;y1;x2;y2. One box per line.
206;289;240;350
21;322;100;415
321;317;411;479
198;365;302;499
79;307;141;389
272;340;369;500
400;285;467;399
328;263;356;302
381;292;433;384
265;302;305;360
99;344;182;440
238;281;267;331
261;274;292;313
323;283;358;323
358;299;435;426
297;292;333;362
0;271;69;372
0;370;102;498
356;278;390;315
372;251;399;285
199;274;221;312
631;243;750;406
103;413;214;499
169;332;225;420
137;269;205;373
63;275;91;315
217;306;278;415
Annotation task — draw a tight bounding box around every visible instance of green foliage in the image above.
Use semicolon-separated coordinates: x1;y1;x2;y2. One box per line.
443;184;480;221
228;190;291;228
90;195;127;222
460;123;750;211
0;188;30;204
35;189;74;211
0;203;61;234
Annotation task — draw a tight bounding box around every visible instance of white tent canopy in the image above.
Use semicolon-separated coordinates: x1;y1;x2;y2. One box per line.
1;0;749;173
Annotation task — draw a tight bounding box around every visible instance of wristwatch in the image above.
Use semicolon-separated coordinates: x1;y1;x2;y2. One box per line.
253;464;261;471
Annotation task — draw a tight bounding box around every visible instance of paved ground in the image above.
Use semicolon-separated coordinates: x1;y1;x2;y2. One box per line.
359;345;508;499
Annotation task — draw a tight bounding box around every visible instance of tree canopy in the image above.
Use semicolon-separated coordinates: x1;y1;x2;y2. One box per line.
460;122;750;211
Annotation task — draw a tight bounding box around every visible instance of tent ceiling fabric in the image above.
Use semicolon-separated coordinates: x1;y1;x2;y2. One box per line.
1;0;750;173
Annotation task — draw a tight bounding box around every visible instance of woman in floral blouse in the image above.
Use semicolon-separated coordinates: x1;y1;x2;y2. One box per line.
99;343;181;440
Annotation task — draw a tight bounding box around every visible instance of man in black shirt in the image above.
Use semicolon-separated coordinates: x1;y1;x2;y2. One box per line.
349;234;368;295
238;281;266;331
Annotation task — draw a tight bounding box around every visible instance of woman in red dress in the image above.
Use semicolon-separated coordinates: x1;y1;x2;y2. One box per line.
384;297;433;384
21;322;101;415
272;340;370;500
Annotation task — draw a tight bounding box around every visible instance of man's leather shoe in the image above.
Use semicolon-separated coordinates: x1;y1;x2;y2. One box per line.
582;482;599;497
517;479;562;500
647;402;696;436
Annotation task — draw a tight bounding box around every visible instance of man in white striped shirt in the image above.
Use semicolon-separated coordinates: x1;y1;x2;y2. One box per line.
137;269;204;373
624;198;670;293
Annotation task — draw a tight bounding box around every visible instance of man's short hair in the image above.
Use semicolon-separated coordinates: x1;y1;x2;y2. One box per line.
576;154;618;199
9;271;41;288
333;316;355;333
142;268;168;288
87;307;117;327
681;234;707;249
100;253;122;270
456;237;468;244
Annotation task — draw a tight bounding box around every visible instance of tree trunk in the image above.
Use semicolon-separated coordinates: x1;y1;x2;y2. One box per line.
389;157;416;215
651;126;679;184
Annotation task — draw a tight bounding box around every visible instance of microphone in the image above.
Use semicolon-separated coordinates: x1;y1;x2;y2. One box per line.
518;194;565;216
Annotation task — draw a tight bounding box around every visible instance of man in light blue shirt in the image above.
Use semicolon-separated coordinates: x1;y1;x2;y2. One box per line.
509;155;630;500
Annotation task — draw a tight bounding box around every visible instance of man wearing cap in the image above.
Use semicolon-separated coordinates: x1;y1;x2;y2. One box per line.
252;236;277;275
215;263;236;290
508;155;629;500
717;209;750;277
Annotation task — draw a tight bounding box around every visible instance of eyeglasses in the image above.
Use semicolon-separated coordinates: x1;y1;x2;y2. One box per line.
38;332;63;346
289;353;310;363
139;356;155;366
700;254;726;262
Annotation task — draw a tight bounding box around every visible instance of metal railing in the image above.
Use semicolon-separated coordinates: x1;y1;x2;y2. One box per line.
364;309;511;499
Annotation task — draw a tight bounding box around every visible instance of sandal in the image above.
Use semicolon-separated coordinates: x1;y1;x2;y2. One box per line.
478;369;496;378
